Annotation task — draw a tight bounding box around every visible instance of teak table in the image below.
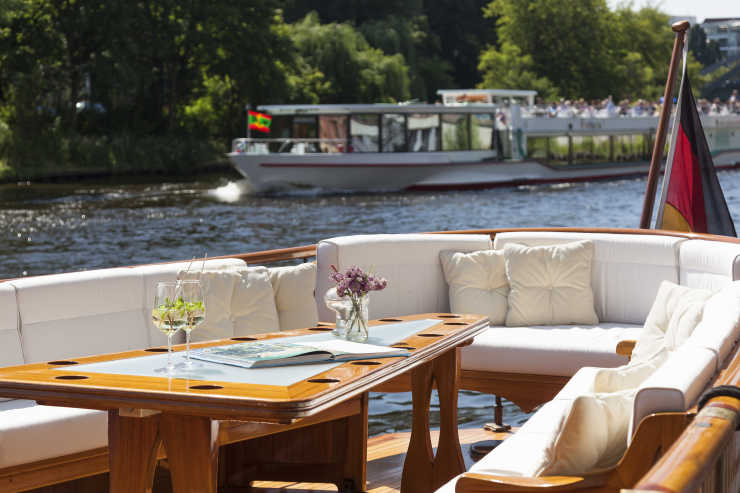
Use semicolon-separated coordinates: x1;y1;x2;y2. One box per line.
0;313;488;493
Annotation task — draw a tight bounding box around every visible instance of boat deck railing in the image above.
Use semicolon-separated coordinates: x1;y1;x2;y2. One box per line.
231;137;347;155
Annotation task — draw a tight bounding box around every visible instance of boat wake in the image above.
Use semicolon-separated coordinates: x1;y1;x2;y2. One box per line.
208;180;253;202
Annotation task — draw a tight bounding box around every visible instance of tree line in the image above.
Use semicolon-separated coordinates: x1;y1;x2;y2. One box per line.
0;0;724;178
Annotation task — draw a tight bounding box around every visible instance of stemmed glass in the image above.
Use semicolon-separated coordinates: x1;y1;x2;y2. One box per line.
180;280;206;366
152;281;185;374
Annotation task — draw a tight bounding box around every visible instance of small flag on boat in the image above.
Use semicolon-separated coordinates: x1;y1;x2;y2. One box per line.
656;65;736;236
248;110;272;133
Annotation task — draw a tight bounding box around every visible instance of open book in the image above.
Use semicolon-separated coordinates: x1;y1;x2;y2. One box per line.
190;339;410;369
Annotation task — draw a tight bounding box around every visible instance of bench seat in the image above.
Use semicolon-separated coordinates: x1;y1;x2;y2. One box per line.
462;323;643;376
0;400;106;470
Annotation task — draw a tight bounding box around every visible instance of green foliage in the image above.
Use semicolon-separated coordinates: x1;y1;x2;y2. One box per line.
478;42;558;100
289;13;410;103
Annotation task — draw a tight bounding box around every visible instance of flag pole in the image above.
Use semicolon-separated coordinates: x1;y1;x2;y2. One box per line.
639;20;690;229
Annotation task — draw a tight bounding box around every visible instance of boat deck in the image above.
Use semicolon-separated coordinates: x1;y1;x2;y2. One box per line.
249;427;514;492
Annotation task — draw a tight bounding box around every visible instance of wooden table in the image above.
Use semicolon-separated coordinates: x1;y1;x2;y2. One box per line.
0;313;488;493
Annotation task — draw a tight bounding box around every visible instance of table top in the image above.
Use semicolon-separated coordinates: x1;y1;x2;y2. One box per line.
0;313;488;421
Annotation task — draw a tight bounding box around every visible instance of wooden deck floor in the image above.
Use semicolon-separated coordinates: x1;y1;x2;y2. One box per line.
250;427;514;492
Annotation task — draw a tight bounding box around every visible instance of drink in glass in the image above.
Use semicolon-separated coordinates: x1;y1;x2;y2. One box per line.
180;280;206;366
152;281;185;373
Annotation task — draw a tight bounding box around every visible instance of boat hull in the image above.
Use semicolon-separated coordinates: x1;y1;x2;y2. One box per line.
227;150;740;192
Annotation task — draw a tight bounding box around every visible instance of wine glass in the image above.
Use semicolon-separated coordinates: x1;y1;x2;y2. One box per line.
152;281;185;374
180;280;206;366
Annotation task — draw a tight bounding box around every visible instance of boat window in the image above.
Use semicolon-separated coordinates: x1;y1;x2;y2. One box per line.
319;115;348;153
441;114;469;151
471;114;494;150
527;133;652;164
350;114;380;152
382;114;407;152
266;115;291;153
407;114;439;152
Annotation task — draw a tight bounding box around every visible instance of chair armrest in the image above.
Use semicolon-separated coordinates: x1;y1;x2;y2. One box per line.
455;473;605;492
616;339;637;358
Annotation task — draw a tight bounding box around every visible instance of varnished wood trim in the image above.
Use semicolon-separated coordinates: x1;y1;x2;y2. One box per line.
0;447;109;493
616;340;637;359
460;370;569;413
455;472;604;492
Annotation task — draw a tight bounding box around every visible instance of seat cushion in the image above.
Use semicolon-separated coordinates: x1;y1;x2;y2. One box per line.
630;344;717;439
462;323;645;376
232;266;281;335
133;258;247;346
493;232;685;324
269;263;319;330
10;268;149;363
0;400;107;469
643;280;713;350
439;249;508;325
679;239;740;290
503;241;598;326
180;269;238;342
684;281;740;369
0;283;23;369
316;234;492;321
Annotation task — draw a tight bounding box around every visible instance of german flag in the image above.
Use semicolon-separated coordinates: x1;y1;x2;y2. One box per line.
657;73;736;236
248;110;272;133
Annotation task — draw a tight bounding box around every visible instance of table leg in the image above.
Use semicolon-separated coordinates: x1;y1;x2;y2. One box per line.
400;347;465;493
108;410;161;493
159;414;219;493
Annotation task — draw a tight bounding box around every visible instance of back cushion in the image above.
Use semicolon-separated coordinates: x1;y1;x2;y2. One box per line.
133;258;246;346
11;268;149;363
493;232;685;324
679;239;740;291
0;283;23;371
269;263;319;330
316;234;492;321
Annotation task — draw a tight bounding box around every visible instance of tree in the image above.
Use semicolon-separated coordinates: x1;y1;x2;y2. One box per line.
482;0;618;99
288;13;410;103
477;42;558;99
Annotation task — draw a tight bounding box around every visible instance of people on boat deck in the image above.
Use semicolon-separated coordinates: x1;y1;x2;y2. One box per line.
526;93;740;118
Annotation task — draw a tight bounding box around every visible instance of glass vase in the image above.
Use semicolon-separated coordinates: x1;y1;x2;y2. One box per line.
342;294;369;343
325;287;349;338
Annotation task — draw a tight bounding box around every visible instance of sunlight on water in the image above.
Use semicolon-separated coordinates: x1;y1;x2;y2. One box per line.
209;180;252;203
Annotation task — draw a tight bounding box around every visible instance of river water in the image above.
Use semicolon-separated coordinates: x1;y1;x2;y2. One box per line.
3;171;740;435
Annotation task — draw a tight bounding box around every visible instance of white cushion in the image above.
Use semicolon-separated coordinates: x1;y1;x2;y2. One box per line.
0;283;23;368
494;232;684;324
316;234;492;321
643;281;713;350
10;268;149;363
461;323;644;376
179;269;238;342
0;400;107;468
269;263;319;330
679;239;740;290
504;241;598;326
684;281;740;369
439;250;508;325
630;344;717;439
133;258;246;346
232;266;281;335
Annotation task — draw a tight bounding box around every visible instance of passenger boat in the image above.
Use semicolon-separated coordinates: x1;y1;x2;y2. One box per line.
227;89;740;192
1;227;740;493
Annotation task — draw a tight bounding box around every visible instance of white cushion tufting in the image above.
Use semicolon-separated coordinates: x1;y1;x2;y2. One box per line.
461;323;644;376
504;240;598;326
0;399;107;469
269;263;319;330
493;232;684;324
439;249;508;325
232;266;281;335
316;234;492;321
